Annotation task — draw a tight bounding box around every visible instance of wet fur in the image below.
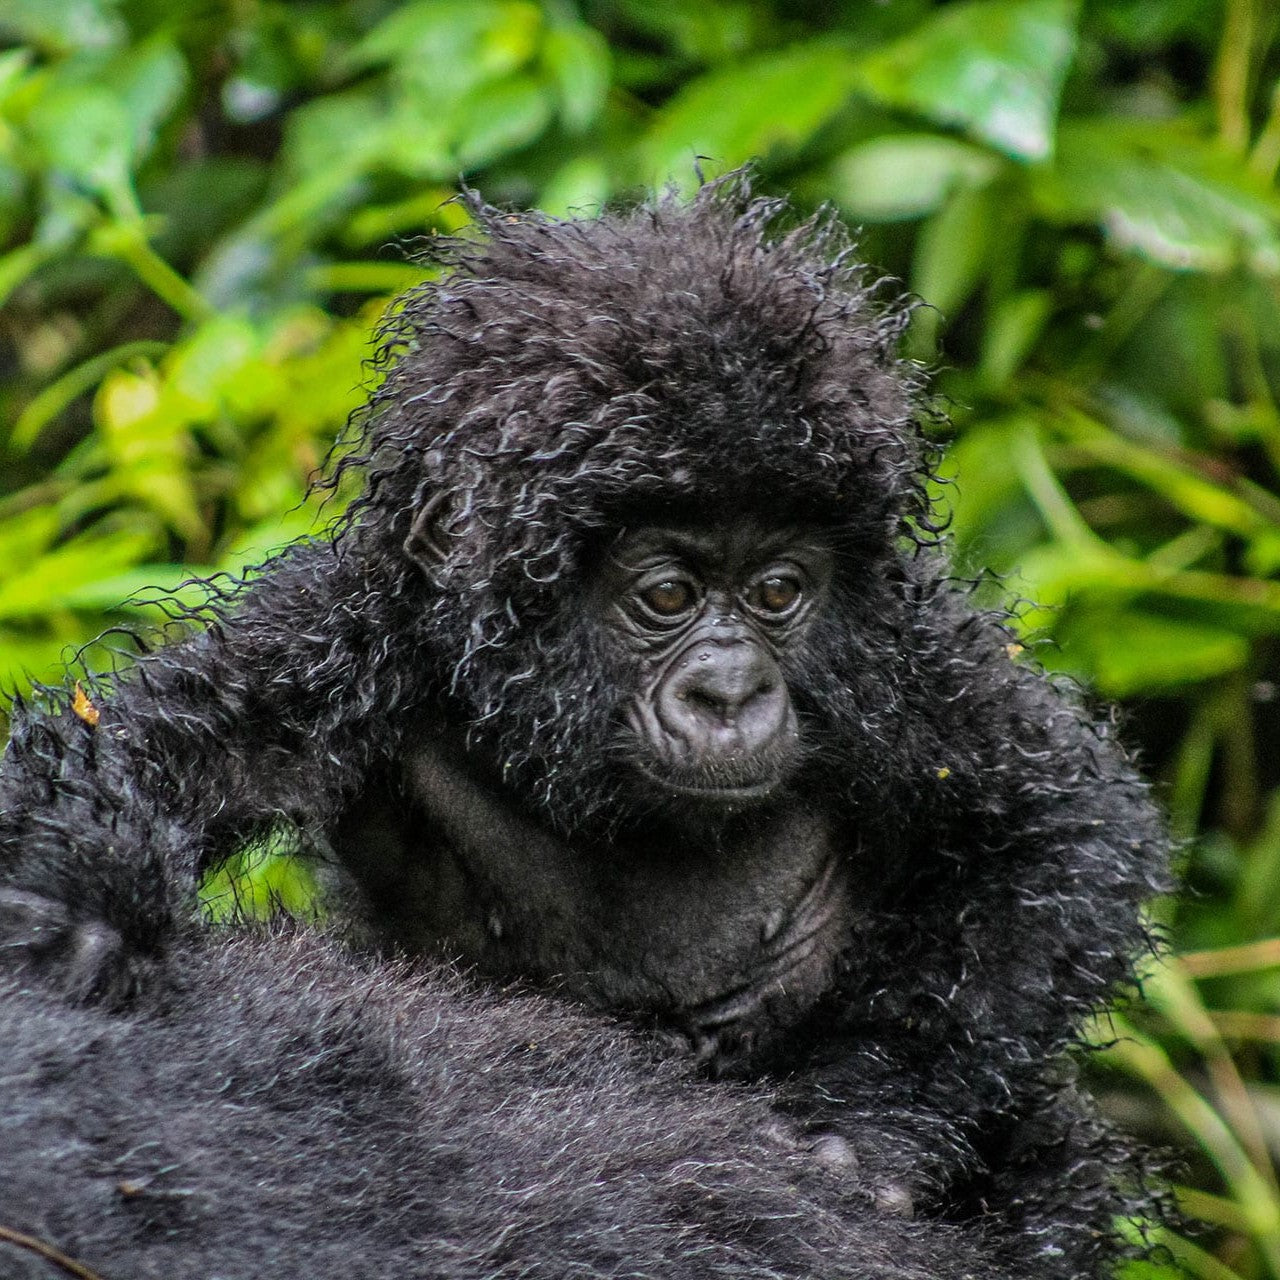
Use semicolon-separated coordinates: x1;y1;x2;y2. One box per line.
0;174;1169;1276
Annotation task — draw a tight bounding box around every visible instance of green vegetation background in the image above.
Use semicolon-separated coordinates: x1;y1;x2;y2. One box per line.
2;0;1280;1273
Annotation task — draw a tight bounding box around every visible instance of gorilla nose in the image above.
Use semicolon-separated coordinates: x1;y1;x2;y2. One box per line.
664;643;789;754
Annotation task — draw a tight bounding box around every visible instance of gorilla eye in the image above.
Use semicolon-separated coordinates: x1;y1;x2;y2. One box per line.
640;580;696;617
749;575;802;614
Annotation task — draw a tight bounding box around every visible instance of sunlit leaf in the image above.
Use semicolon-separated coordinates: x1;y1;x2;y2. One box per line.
453;77;554;168
0;0;124;53
853;0;1079;161
1050;607;1250;696
830;134;1001;221
643;41;859;186
1035;120;1280;273
349;0;542;101
543;25;610;133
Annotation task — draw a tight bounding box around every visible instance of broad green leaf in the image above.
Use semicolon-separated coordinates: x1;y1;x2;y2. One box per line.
281;92;388;184
27;81;131;193
1004;540;1120;633
1245;530;1280;577
93;367;202;539
911;181;1000;333
1051;608;1249;696
543;25;610;134
108;37;187;162
0;507;60;563
539;156;610;218
22;40;184;196
643;41;859;187
0;629;98;692
165;316;261;415
0;46;34;100
0;531;158;619
349;0;542;101
853;0;1079;161
830;134;1001;221
453;77;554;169
0;0;124;53
939;418;1040;562
979;289;1051;389
1035;120;1280;273
58;563;192;610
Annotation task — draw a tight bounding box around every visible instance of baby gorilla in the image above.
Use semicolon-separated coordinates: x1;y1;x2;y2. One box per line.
0;173;1169;1277
355;517;850;1065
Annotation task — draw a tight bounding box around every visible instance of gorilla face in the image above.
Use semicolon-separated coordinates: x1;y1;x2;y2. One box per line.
599;521;833;806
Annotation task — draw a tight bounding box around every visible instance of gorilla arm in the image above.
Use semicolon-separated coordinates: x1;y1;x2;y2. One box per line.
776;608;1169;1212
0;539;418;999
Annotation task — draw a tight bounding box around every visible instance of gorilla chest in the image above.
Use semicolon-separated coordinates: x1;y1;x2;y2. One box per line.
339;752;857;1060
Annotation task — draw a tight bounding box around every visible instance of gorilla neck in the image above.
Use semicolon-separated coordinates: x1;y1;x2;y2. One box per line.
335;735;858;1069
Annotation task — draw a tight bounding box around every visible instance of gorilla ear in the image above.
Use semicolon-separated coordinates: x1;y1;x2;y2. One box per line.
404;491;455;577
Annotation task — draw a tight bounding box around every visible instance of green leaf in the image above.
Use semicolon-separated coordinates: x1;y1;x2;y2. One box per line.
543;25;610;133
0;507;60;564
853;0;1079;161
281;92;388;184
0;0;125;53
937;419;1042;565
830;134;1001;221
1057;412;1275;539
538;156;610;217
107;37;187;163
0;240;55;311
1035;120;1280;272
607;0;761;64
11;339;168;449
165;316;261;414
27;81;132;193
910;181;1000;340
349;0;542;101
1051;608;1250;696
453;76;554;168
22;40;185;197
979;289;1051;389
643;41;859;187
0;530;158;619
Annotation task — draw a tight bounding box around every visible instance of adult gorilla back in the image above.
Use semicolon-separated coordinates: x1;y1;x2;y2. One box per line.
0;926;1006;1280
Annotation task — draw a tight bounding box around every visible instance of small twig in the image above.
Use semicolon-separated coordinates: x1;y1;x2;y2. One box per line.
1182;938;1280;978
0;1225;108;1280
1213;0;1254;155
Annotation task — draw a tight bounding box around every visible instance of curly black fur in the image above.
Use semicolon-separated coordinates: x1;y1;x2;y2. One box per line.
0;926;1018;1280
0;172;1170;1277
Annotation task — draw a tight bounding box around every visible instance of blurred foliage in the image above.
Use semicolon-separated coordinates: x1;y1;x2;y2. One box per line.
3;0;1280;1274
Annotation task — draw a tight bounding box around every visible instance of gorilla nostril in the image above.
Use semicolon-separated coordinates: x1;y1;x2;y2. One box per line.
683;686;731;717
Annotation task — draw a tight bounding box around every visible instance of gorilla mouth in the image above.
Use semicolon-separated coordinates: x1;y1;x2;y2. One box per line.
632;762;783;803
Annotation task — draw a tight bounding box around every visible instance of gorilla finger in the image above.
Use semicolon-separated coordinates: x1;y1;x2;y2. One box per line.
0;888;127;1002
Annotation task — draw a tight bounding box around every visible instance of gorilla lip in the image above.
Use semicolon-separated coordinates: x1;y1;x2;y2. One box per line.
629;760;783;803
